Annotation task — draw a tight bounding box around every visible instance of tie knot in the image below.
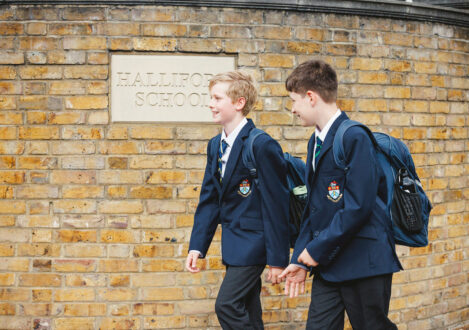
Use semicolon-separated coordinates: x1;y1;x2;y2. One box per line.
316;136;323;147
220;140;228;154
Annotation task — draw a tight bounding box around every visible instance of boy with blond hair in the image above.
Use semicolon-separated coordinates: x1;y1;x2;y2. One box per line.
186;71;290;329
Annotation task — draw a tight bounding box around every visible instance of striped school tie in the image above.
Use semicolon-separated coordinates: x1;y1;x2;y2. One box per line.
314;136;322;167
218;140;228;183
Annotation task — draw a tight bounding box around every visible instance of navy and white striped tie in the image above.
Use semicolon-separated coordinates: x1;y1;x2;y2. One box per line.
218;140;228;183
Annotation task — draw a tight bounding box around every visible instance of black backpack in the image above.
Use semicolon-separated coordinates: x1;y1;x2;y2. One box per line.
242;128;307;248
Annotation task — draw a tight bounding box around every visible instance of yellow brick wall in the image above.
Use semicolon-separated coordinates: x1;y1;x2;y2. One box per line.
0;4;468;329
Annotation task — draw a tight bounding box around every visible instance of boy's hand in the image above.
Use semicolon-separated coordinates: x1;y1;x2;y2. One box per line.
185;251;201;273
278;264;307;298
298;249;318;267
266;266;284;285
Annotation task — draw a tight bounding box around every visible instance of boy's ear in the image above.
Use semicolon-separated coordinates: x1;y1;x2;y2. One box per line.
306;90;317;107
235;97;246;111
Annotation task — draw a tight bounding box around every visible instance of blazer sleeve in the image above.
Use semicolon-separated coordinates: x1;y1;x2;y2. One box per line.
255;137;290;268
188;138;220;258
306;127;380;266
290;135;314;268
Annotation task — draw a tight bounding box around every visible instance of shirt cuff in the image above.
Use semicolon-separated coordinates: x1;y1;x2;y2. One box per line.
189;250;203;257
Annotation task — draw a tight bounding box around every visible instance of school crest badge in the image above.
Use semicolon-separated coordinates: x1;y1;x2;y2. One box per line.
327;180;342;202
238;179;251;197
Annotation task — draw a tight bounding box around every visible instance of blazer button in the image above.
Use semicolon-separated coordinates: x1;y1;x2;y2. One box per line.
313;231;320;238
311;207;317;213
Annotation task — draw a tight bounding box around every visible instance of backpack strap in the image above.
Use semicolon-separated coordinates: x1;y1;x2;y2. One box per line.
242;128;266;184
332;120;378;170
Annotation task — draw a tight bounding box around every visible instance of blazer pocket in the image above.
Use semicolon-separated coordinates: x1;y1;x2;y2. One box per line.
240;217;264;231
355;224;377;239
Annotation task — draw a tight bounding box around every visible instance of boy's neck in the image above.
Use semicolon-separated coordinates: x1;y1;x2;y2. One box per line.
316;103;339;132
223;115;245;137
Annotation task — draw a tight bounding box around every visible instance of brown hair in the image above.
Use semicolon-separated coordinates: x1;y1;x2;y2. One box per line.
285;59;338;103
209;70;258;116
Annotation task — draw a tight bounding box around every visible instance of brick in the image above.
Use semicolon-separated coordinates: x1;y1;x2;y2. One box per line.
99;141;141;154
109;38;133;50
142;259;183;272
0;97;16;110
48;50;86;64
109;275;130;287
130;186;172;199
62;6;105;20
19;274;61;287
99;171;141;184
178;39;221;53
54;318;94;329
64;65;108;79
62;127;103;140
0;289;30;301
49;81;86;95
19;127;59;140
350;58;382;70
19;66;62;79
357;72;388;84
63;36;107;50
0;82;21;95
99;260;139;272
144;316;185;329
98;201;143;214
0;66;17;79
133;303;174;316
133;38;177;51
145;141;186;155
99;318;140;329
63;303;106;316
129;155;173;169
0;51;24;64
52;142;95;155
87;81;107;94
259;113;292;125
65;96;108;109
146;200;186;214
57;230;97;243
130;126;173;139
53;259;95;272
107;127;128;140
385;87;411;99
0;273;14;286
62;186;103;199
65;274;106;287
100;230;136;243
0;201;26;214
146;171;186;184
64;245;105;258
0;214;16;227
259;54;294;68
133;245;174;258
53;200;96;214
31;289;52;302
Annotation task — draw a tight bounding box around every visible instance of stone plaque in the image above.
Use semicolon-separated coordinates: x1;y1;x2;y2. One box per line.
111;55;235;122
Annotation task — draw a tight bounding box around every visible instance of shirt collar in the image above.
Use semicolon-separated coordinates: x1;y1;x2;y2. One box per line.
222;117;248;147
316;110;341;142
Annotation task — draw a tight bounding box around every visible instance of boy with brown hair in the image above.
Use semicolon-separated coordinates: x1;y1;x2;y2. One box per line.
279;60;401;329
186;71;290;329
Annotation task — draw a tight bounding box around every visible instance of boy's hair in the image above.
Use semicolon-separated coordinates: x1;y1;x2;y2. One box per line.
209;70;257;116
285;59;338;104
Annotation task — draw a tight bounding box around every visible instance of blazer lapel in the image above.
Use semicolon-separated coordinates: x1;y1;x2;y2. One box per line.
220;119;254;198
305;133;316;191
211;134;222;193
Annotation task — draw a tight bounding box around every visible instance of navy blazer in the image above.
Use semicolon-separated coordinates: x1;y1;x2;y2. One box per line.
292;112;402;282
189;119;290;267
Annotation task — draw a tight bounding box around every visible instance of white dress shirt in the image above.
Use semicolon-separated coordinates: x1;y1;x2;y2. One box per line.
220;117;248;178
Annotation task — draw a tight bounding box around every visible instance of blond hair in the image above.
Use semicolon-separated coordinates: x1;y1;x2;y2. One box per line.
209;70;258;116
